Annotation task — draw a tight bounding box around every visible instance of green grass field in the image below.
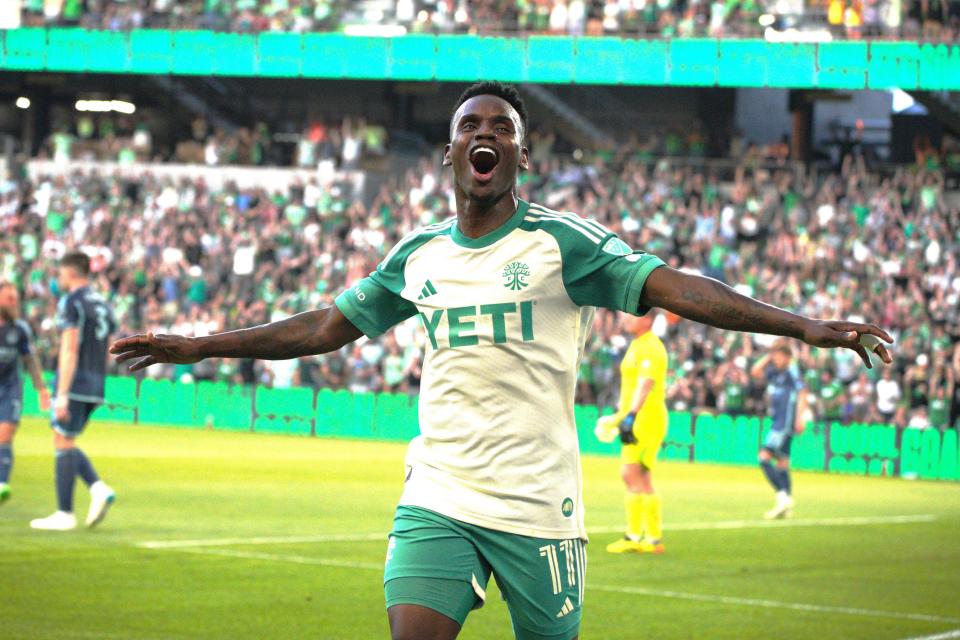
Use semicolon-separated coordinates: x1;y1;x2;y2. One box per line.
2;418;958;640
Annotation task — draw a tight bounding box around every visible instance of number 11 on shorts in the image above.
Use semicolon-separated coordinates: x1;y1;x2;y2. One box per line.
539;540;584;597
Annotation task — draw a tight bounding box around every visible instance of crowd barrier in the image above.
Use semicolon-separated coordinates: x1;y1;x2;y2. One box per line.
19;375;958;482
1;29;958;90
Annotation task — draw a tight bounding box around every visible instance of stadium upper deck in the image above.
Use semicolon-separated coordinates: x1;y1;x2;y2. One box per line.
13;0;960;43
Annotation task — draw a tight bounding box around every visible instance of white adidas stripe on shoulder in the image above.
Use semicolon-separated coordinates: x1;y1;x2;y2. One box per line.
526;211;603;241
525;214;601;244
425;217;457;230
526;207;608;242
527;203;611;239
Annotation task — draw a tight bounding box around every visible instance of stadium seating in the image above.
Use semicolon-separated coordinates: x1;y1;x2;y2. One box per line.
196;381;255;431
254;386;315;436
17;0;958;41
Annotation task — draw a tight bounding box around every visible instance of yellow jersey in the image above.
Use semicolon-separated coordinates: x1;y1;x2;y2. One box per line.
615;330;669;427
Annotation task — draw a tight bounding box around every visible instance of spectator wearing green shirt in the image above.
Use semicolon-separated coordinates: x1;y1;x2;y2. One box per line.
711;360;749;416
818;369;846;423
928;386;951;431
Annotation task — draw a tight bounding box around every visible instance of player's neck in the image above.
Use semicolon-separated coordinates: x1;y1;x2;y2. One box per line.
67;279;89;293
455;191;518;239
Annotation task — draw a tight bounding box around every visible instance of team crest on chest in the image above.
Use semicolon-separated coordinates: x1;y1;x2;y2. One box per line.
502;261;531;291
6;332;17;346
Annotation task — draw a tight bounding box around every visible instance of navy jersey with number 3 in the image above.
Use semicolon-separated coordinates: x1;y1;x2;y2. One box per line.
56;287;116;403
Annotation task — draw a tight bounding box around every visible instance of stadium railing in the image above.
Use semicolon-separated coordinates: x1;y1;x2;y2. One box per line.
18;375;959;482
2;28;959;90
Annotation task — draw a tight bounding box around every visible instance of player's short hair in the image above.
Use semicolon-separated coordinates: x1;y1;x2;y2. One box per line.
60;251;91;276
772;340;793;357
451;81;528;140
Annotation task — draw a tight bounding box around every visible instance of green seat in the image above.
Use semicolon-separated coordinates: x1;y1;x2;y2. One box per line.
372;393;419;442
693;413;722;463
661;411;693;462
791;421;826;471
347;392;376;437
316;390;376;438
138;378;196;427
99;375;138;423
938;429;958;481
722;415;756;465
254;386;314;436
196;381;253;431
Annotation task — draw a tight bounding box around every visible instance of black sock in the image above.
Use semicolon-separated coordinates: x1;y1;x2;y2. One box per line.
0;443;12;483
760;460;782;492
55;449;78;513
778;468;791;496
74;448;100;487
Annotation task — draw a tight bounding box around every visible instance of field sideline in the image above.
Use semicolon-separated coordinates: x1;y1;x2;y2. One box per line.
2;418;958;640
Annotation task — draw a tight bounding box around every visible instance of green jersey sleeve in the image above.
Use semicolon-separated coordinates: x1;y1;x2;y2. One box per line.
546;219;665;314
335;219;454;338
334;272;418;339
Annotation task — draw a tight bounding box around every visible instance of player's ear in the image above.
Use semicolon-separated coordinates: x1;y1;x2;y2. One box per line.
442;143;452;167
519;145;529;172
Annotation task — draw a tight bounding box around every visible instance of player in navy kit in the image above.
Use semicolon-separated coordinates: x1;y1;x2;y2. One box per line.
30;253;117;531
0;282;51;504
750;340;808;519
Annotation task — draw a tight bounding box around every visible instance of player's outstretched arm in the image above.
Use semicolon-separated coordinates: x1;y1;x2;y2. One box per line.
640;267;893;368
110;306;363;372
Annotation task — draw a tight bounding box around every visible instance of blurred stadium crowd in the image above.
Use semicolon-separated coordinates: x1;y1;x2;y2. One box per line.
19;0;960;41
3;132;959;431
43;113;389;168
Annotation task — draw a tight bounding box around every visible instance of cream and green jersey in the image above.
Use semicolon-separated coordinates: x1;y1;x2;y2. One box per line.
334;200;665;540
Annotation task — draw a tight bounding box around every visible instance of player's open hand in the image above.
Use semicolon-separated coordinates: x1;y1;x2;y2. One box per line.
800;320;893;369
110;332;202;372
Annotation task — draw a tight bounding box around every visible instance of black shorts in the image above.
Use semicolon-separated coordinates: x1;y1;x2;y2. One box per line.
51;400;99;437
762;429;793;457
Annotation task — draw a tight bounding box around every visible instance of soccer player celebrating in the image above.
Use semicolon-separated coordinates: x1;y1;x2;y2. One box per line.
600;312;669;555
0;282;51;504
111;82;892;640
31;252;117;531
750;340;808;520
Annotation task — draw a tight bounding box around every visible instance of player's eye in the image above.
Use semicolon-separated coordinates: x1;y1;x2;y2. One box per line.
461;123;477;131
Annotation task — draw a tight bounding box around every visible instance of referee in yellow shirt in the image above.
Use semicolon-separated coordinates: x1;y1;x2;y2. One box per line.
601;312;669;554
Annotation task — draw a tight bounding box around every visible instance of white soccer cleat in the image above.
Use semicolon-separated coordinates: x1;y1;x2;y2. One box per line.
30;511;78;531
86;481;116;528
764;492;794;520
0;482;10;504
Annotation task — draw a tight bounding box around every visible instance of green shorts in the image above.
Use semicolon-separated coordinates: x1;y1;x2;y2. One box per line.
384;506;586;640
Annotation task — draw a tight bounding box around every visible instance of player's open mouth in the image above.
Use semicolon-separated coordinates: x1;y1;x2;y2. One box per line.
469;146;499;183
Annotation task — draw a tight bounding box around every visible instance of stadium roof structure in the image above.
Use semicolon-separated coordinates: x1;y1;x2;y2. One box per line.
1;29;958;91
